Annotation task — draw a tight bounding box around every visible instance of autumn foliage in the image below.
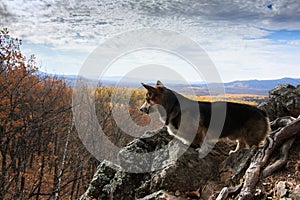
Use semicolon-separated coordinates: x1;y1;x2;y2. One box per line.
0;28;100;199
0;28;155;199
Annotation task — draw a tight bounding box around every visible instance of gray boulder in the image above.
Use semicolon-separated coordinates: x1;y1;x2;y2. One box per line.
80;128;230;200
258;84;300;120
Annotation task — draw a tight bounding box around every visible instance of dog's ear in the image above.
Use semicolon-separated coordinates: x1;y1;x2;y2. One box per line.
141;83;158;94
156;80;164;87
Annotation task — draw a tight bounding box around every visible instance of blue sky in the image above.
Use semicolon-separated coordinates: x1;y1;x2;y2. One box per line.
261;29;300;41
1;0;300;82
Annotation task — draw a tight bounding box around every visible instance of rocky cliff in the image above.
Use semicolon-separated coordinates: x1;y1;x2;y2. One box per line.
80;84;300;200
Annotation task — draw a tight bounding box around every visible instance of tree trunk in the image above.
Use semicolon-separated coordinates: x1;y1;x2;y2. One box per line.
36;155;45;200
55;122;73;200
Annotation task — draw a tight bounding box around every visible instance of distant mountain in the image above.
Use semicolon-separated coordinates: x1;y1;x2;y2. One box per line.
223;78;300;95
53;73;300;95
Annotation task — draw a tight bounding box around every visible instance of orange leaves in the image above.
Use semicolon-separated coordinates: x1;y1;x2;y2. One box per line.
0;28;103;200
0;28;30;74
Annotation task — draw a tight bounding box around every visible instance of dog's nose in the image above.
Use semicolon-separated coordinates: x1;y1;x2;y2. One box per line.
140;107;149;114
140;107;146;113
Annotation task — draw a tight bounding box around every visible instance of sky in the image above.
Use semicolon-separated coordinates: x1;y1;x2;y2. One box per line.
1;0;300;83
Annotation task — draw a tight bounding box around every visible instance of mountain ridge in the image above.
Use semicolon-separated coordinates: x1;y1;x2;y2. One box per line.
223;77;300;95
55;73;300;95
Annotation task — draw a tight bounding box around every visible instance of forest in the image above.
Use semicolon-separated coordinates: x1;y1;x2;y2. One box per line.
0;28;100;199
0;28;158;199
0;28;266;199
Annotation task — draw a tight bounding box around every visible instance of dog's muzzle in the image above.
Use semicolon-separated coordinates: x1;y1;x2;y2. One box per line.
140;103;150;114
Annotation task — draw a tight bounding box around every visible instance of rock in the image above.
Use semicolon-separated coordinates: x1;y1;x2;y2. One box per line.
275;181;300;199
137;190;186;200
290;184;300;199
219;147;257;185
258;84;300;121
276;181;288;198
254;188;262;198
136;138;229;198
174;190;181;196
80;128;231;200
79;160;120;200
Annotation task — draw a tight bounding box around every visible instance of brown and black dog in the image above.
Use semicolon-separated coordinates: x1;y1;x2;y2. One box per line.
140;80;270;154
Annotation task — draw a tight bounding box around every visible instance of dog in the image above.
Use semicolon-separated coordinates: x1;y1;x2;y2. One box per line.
140;80;270;155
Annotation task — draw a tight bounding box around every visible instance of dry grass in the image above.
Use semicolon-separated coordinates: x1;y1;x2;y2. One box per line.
184;93;268;106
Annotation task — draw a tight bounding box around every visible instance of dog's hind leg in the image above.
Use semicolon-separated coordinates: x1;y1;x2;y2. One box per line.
229;139;246;155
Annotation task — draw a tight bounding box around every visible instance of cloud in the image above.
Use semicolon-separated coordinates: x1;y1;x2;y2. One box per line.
1;0;299;81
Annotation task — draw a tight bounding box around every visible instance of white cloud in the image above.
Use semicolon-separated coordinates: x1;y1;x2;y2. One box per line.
1;0;300;81
288;40;300;45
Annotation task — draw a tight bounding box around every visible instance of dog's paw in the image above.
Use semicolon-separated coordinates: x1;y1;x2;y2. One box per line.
229;150;237;155
161;126;168;132
196;146;210;158
141;131;155;138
